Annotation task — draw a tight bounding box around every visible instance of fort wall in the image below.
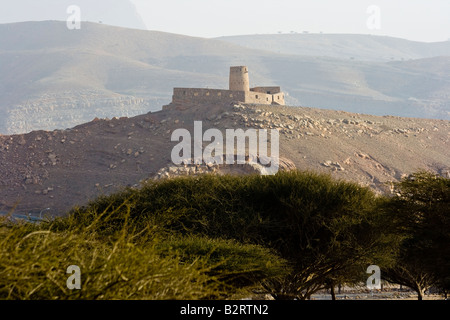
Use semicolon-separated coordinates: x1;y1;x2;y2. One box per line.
172;88;246;105
251;87;282;94
172;87;285;106
244;91;285;105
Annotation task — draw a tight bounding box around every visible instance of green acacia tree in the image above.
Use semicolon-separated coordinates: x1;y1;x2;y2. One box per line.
68;171;401;299
257;189;398;300
383;171;450;300
139;171;398;299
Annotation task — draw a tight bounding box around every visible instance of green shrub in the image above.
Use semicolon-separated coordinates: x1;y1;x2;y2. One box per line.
0;216;219;299
0;206;287;299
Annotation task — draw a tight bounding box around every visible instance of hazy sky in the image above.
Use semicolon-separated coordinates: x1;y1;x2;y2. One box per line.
1;0;449;42
131;0;450;42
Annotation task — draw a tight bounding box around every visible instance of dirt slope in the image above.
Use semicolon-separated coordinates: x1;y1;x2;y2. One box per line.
1;102;449;216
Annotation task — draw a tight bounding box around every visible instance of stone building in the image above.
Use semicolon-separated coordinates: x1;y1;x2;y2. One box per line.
166;66;285;108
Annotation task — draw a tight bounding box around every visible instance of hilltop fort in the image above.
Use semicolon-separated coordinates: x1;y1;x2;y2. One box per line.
165;66;285;109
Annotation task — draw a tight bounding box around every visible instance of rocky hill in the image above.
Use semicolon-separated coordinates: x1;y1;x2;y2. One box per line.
1;102;448;216
1;21;449;135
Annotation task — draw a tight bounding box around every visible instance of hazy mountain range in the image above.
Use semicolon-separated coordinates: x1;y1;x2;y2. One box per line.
0;21;449;134
0;0;147;30
217;34;450;62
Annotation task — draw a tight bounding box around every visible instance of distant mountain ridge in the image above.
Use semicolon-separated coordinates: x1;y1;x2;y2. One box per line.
0;0;147;30
0;21;449;134
216;34;450;62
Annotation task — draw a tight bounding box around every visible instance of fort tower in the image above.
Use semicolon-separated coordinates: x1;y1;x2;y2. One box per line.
229;66;250;92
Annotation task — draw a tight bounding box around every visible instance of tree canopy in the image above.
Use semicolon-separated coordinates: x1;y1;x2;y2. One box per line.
382;171;450;299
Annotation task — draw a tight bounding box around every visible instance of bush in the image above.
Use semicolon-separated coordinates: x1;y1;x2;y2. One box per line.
0;203;286;299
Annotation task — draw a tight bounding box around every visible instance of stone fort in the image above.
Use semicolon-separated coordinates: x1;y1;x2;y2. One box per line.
166;66;285;108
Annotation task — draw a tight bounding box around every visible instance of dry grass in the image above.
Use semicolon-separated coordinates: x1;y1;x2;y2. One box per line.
0;200;286;300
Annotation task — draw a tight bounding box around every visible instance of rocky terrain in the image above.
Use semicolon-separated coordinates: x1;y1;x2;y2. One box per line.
1;102;448;216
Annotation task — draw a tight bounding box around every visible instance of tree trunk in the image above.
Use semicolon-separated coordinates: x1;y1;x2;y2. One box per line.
417;288;424;300
330;284;336;300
